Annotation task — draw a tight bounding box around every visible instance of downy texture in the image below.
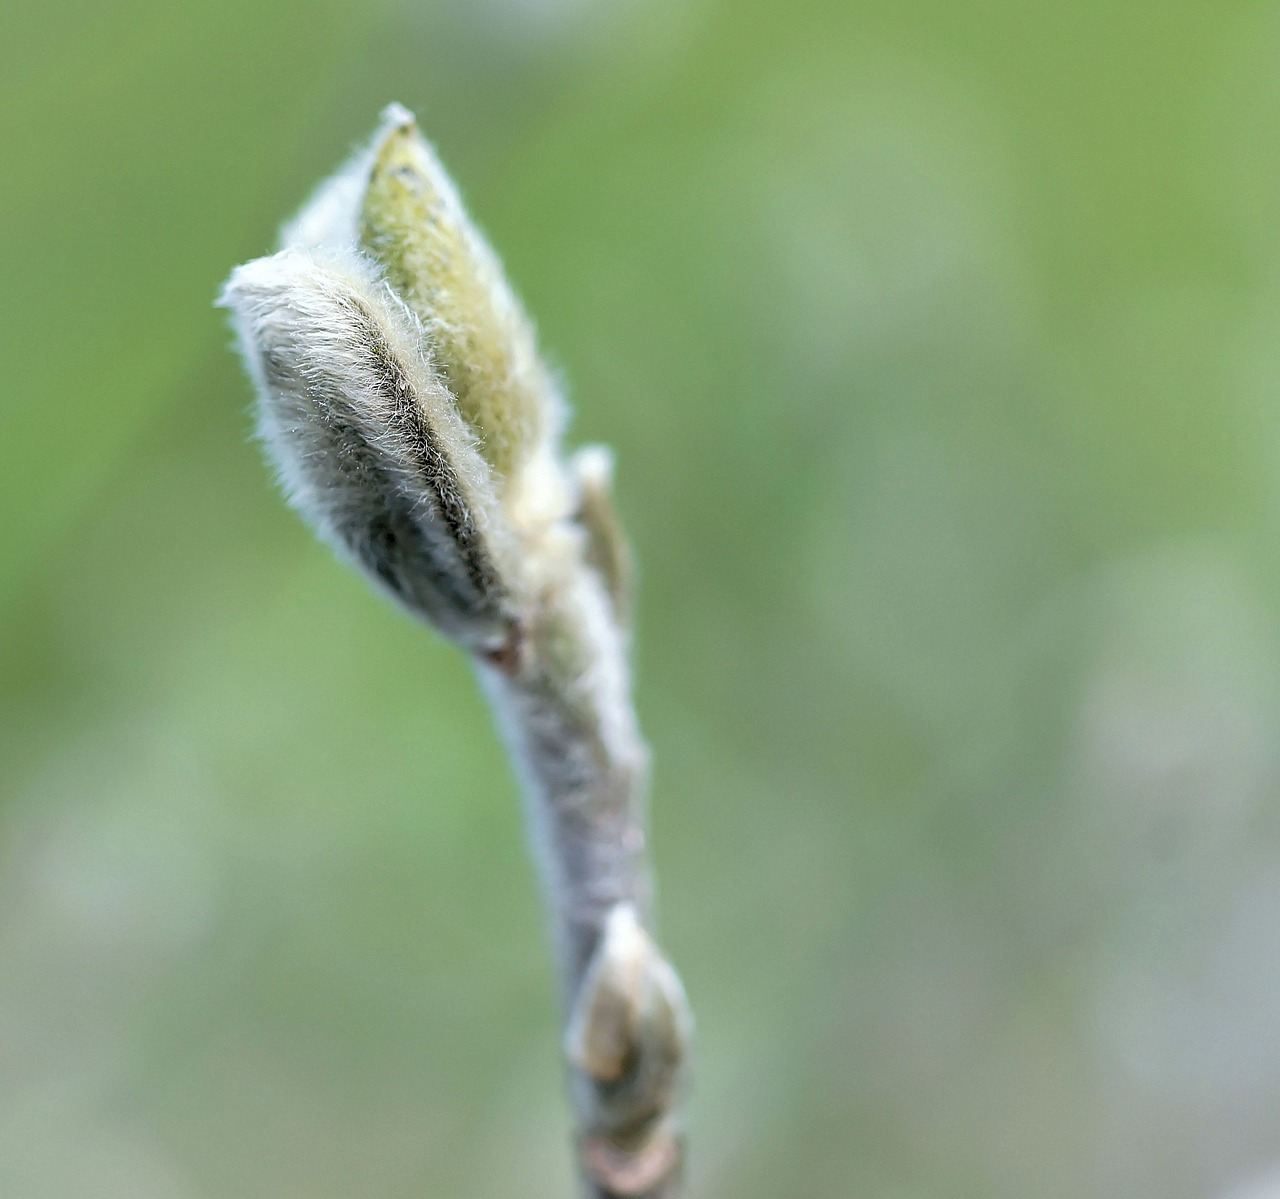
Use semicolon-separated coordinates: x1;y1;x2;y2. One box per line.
219;104;691;1199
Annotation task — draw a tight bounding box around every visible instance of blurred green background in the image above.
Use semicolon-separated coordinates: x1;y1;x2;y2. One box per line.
5;0;1280;1196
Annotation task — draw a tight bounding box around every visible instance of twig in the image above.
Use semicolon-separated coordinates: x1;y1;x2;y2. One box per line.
219;104;692;1199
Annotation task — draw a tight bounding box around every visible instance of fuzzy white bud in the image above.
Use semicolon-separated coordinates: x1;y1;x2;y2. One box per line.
218;248;518;653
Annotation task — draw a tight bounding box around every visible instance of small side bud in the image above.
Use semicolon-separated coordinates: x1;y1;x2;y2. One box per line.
218;248;519;653
359;107;560;478
566;904;692;1155
566;903;651;1083
572;445;634;631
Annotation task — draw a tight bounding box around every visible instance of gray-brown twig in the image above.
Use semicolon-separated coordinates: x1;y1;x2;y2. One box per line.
219;103;692;1199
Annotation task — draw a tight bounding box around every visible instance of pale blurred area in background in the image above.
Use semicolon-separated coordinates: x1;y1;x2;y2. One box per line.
4;0;1280;1196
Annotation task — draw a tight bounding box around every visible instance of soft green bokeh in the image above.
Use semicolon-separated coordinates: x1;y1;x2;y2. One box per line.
5;1;1280;1196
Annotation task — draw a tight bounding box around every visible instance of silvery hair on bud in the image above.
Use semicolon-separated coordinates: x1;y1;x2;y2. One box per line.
217;249;518;655
279;104;411;252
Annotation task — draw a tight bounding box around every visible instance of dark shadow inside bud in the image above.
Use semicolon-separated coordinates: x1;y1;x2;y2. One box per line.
361;327;502;605
253;288;516;652
321;412;488;626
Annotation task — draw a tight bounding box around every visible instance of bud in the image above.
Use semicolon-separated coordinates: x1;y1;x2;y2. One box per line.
218;102;575;655
219;109;688;1196
572;445;634;631
218;248;518;653
359;106;560;479
566;903;692;1134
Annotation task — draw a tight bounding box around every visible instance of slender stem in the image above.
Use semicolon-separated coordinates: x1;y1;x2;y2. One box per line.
478;548;688;1198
